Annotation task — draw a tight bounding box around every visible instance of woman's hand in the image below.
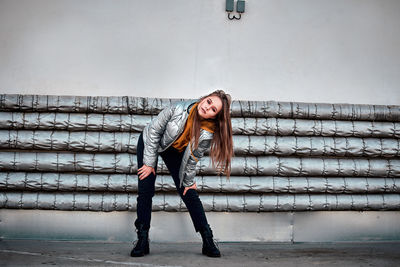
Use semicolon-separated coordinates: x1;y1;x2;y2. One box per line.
183;182;197;196
137;165;156;180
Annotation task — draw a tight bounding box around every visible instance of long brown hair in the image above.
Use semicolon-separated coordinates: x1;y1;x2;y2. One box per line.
191;90;234;179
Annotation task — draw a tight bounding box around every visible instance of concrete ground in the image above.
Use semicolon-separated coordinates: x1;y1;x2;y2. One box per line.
0;240;399;267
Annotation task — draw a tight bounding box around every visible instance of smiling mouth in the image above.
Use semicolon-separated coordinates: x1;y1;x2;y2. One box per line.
201;107;206;113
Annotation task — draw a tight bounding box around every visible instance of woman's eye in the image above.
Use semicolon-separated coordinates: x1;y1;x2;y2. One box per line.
207;99;211;104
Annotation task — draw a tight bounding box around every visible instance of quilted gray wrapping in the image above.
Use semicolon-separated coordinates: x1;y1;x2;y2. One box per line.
0;94;399;212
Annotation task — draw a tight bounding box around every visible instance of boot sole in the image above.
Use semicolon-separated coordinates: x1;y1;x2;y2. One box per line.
131;247;149;257
202;250;221;257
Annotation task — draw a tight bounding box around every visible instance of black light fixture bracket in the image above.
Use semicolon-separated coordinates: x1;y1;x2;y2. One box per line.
226;0;245;20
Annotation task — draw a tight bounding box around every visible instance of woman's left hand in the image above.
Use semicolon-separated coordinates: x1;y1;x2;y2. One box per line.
183;182;197;196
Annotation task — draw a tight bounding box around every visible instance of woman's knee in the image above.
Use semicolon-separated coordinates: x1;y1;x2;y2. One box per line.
138;185;155;196
138;183;155;197
138;190;155;197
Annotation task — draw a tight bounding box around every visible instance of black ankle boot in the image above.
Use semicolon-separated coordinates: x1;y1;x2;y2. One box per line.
130;224;149;257
199;224;221;257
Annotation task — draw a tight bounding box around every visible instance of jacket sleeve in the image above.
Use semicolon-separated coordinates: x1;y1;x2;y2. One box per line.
182;137;212;187
142;104;175;168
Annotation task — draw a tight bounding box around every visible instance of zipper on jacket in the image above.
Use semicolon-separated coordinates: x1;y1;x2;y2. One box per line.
159;102;194;152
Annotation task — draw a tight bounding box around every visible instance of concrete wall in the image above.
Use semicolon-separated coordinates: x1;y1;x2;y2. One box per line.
0;0;399;105
2;210;400;242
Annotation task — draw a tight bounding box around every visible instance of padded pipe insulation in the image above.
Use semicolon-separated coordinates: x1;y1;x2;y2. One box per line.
1;130;399;158
1;152;400;177
1;94;399;121
1;192;399;212
1;172;399;194
1;112;399;137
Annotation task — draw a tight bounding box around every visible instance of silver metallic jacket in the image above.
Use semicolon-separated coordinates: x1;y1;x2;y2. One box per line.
142;100;213;187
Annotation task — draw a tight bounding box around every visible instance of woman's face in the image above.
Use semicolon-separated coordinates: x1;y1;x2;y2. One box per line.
197;95;223;119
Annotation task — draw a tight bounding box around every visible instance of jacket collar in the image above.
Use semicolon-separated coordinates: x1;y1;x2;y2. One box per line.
185;100;198;114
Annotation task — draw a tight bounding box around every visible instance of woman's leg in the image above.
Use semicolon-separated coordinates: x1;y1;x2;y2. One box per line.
160;147;209;232
135;132;157;230
160;146;221;257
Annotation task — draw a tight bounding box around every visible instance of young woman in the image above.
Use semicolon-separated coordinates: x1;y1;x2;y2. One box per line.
131;90;233;258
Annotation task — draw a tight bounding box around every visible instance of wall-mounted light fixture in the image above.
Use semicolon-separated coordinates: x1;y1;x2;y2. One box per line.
226;0;245;20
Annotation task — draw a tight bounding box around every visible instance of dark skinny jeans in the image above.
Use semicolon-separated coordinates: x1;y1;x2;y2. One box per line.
135;133;209;232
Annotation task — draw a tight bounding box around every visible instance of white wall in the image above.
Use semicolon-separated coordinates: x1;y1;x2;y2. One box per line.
0;0;399;105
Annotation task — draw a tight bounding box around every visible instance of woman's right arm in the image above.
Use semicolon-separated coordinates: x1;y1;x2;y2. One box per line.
142;103;176;168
